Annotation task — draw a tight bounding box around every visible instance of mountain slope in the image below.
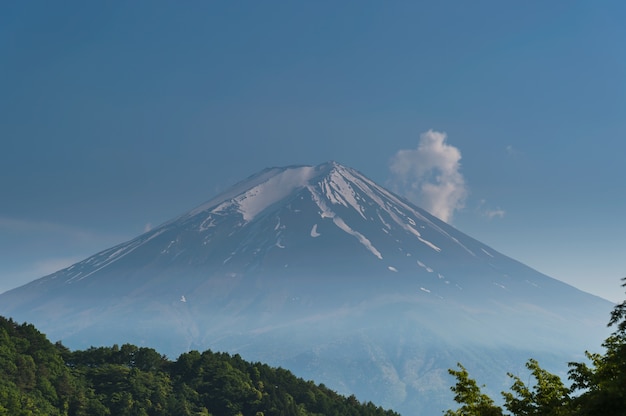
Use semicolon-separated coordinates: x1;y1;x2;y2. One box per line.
0;161;612;415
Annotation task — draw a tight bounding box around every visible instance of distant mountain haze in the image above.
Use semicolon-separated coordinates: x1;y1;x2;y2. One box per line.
0;161;613;415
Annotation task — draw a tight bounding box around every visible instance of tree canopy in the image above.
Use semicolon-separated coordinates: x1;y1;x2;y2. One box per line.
0;316;399;416
446;277;626;416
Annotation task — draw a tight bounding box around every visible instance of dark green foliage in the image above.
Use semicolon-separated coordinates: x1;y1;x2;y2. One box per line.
446;277;626;416
444;363;503;416
566;278;626;416
502;359;570;416
0;316;399;416
0;317;90;415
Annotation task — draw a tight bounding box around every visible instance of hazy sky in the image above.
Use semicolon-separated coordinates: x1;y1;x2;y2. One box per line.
2;1;625;302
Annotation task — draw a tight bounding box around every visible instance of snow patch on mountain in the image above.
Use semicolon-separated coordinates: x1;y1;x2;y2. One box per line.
185;166;316;221
236;166;316;221
306;184;382;259
199;216;216;231
333;217;383;259
320;170;367;219
416;260;435;273
64;228;169;283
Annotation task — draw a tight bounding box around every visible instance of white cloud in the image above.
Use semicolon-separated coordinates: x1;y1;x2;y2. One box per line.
506;144;523;157
477;199;506;220
506;145;515;155
485;208;506;219
144;223;153;232
389;130;467;223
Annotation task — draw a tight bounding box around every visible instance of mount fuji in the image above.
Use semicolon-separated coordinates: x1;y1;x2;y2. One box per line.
0;161;613;415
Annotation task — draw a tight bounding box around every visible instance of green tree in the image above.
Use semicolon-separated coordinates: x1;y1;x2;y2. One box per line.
502;359;570;416
568;277;626;415
446;277;626;416
444;363;503;416
1;314;399;416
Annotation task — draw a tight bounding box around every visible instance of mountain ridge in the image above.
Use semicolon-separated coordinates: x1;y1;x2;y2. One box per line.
0;161;612;415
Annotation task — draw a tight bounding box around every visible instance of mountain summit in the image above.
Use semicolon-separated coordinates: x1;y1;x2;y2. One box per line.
0;161;612;415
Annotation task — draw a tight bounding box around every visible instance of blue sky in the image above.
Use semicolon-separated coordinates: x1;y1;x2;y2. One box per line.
2;1;625;302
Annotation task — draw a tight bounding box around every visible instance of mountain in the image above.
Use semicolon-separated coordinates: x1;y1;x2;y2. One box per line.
0;161;613;415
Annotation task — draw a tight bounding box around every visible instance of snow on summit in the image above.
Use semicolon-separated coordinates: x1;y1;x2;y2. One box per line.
235;165;317;221
35;161;487;289
132;161;452;267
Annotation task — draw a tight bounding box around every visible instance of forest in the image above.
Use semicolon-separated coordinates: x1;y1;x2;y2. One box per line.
0;316;399;416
